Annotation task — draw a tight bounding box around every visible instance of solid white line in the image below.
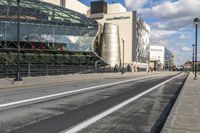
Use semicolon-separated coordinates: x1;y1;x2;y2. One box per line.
0;73;173;109
63;73;184;133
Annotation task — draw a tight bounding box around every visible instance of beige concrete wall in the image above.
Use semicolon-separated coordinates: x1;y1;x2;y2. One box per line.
89;3;127;17
66;0;89;15
42;0;60;6
150;45;165;68
107;3;127;14
97;12;134;65
41;0;89;15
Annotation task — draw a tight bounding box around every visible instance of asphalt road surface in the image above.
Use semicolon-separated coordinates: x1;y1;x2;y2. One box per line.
0;72;188;133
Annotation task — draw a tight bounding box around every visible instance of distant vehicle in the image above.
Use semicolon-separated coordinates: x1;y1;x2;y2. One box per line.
175;65;184;71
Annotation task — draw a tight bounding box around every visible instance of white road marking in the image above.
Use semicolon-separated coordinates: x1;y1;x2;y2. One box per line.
0;73;174;109
63;73;184;133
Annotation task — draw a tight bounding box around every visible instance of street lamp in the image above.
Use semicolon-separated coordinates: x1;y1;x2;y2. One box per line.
122;38;125;74
14;0;22;81
194;18;199;80
192;44;195;74
171;55;174;70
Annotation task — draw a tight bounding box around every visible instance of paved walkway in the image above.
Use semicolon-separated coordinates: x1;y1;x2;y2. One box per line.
162;72;200;133
0;72;157;89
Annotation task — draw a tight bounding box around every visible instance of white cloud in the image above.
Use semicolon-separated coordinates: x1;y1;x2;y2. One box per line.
124;0;148;11
142;0;200;31
181;46;192;52
124;0;197;64
148;0;200;19
150;39;171;47
178;34;191;39
152;22;168;29
125;0;200;31
151;29;176;40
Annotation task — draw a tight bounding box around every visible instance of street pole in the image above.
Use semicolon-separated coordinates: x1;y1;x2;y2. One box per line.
194;18;199;80
14;0;22;81
147;50;150;72
171;55;174;71
192;44;195;74
122;39;125;74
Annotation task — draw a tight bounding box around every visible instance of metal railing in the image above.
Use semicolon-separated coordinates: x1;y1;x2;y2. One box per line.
0;63;148;78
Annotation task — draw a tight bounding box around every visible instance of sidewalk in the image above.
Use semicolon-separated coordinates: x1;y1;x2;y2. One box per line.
162;73;200;133
0;72;156;90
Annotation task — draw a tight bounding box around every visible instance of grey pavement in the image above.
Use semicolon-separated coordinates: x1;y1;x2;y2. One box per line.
0;72;160;90
79;73;187;133
162;72;200;133
0;72;184;133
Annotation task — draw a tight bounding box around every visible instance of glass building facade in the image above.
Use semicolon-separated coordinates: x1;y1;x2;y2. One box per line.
0;0;99;51
0;0;106;77
135;15;150;64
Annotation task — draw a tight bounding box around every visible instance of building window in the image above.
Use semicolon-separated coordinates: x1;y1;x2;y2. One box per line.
60;0;66;8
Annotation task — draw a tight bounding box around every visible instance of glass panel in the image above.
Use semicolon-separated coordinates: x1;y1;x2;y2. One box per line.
0;0;99;53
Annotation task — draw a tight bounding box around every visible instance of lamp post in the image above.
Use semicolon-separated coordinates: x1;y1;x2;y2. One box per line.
147;49;150;72
122;38;125;74
194;18;199;80
192;44;195;74
14;0;22;81
171;55;174;71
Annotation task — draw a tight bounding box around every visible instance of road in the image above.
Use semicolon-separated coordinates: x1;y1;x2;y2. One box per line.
0;72;188;133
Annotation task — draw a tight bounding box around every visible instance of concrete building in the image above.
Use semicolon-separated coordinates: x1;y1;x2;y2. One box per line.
107;3;127;14
40;0;150;69
149;45;174;70
90;1;150;68
41;0;89;15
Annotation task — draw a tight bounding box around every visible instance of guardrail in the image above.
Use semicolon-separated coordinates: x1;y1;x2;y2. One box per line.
0;63;148;78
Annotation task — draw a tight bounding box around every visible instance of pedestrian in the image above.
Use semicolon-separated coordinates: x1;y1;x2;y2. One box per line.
114;64;118;72
137;66;140;72
131;64;133;73
127;64;131;72
150;67;153;72
134;64;136;72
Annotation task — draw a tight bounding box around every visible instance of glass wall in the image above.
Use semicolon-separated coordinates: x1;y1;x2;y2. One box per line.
135;16;150;63
0;0;99;52
0;0;108;78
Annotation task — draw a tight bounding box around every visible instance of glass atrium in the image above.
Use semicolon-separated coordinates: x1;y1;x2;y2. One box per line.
0;0;106;77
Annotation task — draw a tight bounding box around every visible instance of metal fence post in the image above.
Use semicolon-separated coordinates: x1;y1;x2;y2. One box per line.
46;64;48;75
28;63;31;77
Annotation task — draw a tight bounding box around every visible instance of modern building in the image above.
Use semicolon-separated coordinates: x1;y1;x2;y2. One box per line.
0;0;106;77
41;0;89;15
149;45;174;70
90;0;150;68
40;0;150;69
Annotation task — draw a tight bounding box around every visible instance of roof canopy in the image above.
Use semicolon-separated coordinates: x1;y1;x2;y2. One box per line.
0;0;98;29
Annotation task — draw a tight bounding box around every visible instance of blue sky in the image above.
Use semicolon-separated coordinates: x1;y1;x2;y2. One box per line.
81;0;125;6
80;0;200;64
